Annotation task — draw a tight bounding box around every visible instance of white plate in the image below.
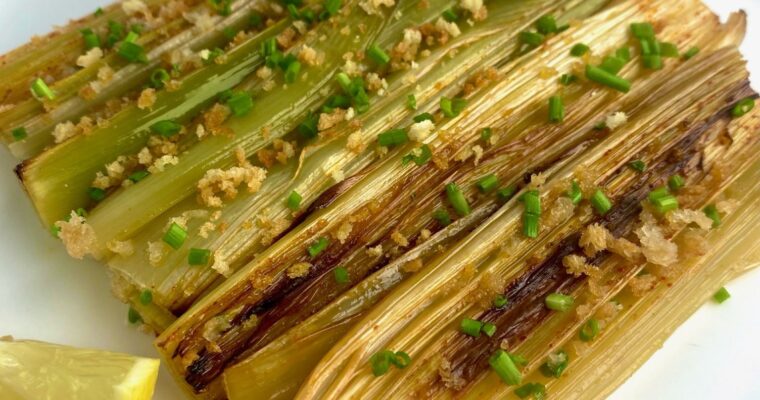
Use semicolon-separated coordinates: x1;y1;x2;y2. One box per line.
0;1;758;399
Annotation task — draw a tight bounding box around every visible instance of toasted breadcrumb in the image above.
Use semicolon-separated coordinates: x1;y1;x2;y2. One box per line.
256;215;289;245
666;208;714;231
211;255;231;276
391;230;409;247
76;47;103;68
318;108;346;132
287;262;312;279
137;88;157;110
298;45;322;66
636;223;678;267
198;156;268;208
439;358;466;390
346;131;366;153
605;112;628;130
629;274;658;297
147;241;165;267
367;244;383;257
334;222;353;244
122;0;150;17
419;228;432;241
401;258;424;273
203;103;231;136
579;223;610;257
52;121;79;143
435;18;461;38
148;155;179;173
562;254;595;277
55;211;97;259
471;145;484;165
184;11;215;32
98;65;115;83
408;120;435;142
359;0;395;15
107;240;134;257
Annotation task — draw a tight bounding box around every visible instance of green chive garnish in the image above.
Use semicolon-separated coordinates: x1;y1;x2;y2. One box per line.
440;97;467;118
585;65;631;93
545;293;574;312
683;46;700;60
570;43;590;57
87;187;106;202
515;383;546;399
579;319;600;342
493;294;508;308
413;112;434;123
496;185;517;203
445;183;471;217
284;60;301;84
668;175;685;191
307;237;329;257
11;127;27;141
536;15;558;34
519;31;544;47
127;307;142;324
80;28;101;50
149;68;170;89
481;127;493;142
489;349;522;385
523;213;539;238
559;74;577;85
31;78;55;100
407;94;417;110
730;97;755;118
628;160;646;172
367;44;390;65
482;322;497;337
333;266;349;284
433;209;451;227
590;189;612;215
286;190;302;211
150;120;182;137
704;204;721;227
548;95;564;123
128;170;150;183
378;129;409;147
476;174;499;193
139;289;153;305
713;287;730;303
540;350;569;378
226;91;254;117
163;223;188;250
460;318;483;337
567;180;582;205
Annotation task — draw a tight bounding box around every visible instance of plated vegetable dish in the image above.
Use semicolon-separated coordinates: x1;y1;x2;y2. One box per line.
1;0;759;399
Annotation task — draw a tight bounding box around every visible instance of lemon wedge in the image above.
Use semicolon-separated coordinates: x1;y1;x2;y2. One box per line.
0;337;159;400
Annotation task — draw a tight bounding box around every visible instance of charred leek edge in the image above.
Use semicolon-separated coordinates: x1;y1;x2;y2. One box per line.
111;0;593;322
0;0;178;107
21;0;393;233
3;0;266;158
464;111;760;399
294;42;752;398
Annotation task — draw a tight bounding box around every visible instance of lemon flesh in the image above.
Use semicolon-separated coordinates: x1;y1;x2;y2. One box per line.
0;338;159;400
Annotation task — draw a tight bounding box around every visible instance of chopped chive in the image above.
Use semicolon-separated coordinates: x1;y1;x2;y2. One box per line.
413;112;434;123
548;95;564;123
545;293;574;312
123;31;139;43
94;7;104;16
308;237;329;257
703;204;721;227
324;0;342;16
407;94;417;110
683;46;700;60
482;322;497;337
660;42;679;58
370;350;394;376
106;20;125;48
378;128;409;147
163;223;187;250
286;4;300;19
150;120;182;137
333;266;349;284
713;287;730;303
630;22;655;40
460;318;483;337
559;74;577;85
128;170;150;183
335;72;352;92
249;13;264;29
208;0;233;16
642;54;663;70
522;212;539;238
628;160;646;173
651;194;679;214
481;127;493;142
616;46;631;62
496;185;517;203
149;68;170;89
87;187;106;202
226;91;254;117
433;209;452;227
567;180;582;205
391;351;411;369
127;307;142;324
730;97;755;118
139;289;153;305
367;44;390;65
493;294;508;308
298;112;319;139
515;383;546;399
590;189;612;215
442;8;459;22
593;121;607;130
440;97;467;118
402;144;432;166
585;65;631;93
476;174;499;193
522;190;541;215
489;349;522;386
570;43;590;57
80;28;101;50
31;78;55;100
11;127;27;141
668;175;685;191
540;351;569;378
445;183;471;217
519;31;544;47
286;190;302;211
600;56;626;75
579;319;600;342
536;15;558;34
284;60;301;83
117;40;147;63
648;186;671;202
